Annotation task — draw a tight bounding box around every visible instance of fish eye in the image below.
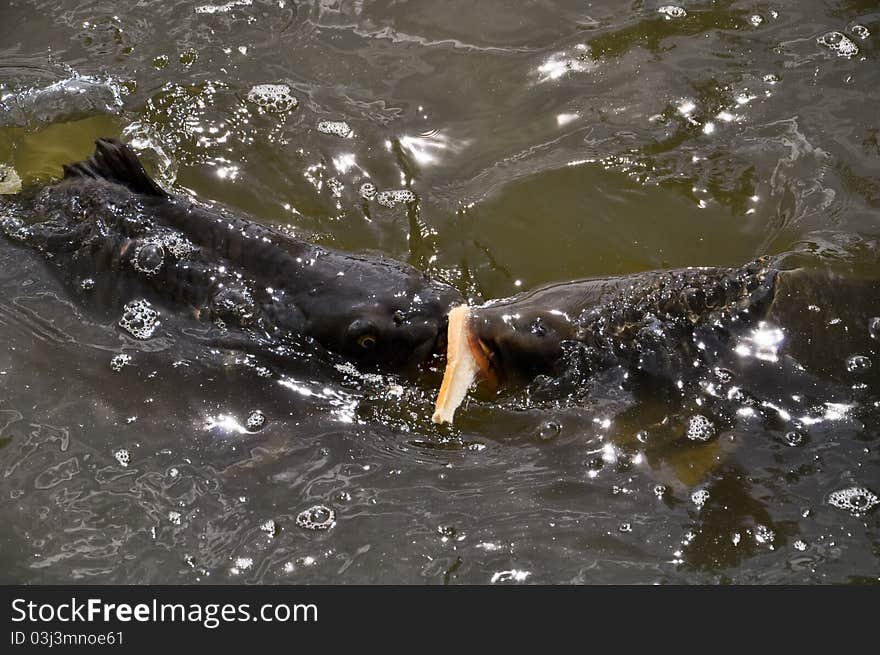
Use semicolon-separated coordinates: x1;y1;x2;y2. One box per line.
358;334;377;349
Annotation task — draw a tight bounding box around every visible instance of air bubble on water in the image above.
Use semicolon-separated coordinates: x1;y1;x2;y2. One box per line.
619;523;632;533
195;0;252;14
868;317;880;340
437;525;464;543
79;277;96;292
233;556;253;573
359;182;376;199
245;410;266;431
335;491;352;503
754;524;775;546
762;73;779;85
376;189;416;208
686;414;715;441
246;84;298;112
168;510;181;525
111;353;132;372
317;120;352;138
793;540;807;552
260;519;277;536
490;569;530;583
691;489;710;508
817;31;859;58
160;232;196;259
536;421;561;442
119;299;160;339
850;25;870;40
327;177;344;197
749;15;763;27
846;354;871;372
653;484;667;498
658;6;687;20
827;486;879;514
296;505;336;531
782;430;807;447
132;241;165;276
114;448;130;467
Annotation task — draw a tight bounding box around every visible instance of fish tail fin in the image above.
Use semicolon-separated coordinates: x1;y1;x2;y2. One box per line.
62;138;167;197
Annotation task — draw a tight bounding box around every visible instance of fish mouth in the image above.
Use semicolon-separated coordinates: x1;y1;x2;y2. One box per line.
431;305;499;424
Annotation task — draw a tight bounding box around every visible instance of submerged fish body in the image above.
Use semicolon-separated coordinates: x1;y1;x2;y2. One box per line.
2;138;463;374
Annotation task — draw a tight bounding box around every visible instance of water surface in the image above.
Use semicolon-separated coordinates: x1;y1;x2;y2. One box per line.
0;0;878;583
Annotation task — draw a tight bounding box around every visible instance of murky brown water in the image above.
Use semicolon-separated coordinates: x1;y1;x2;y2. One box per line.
0;0;878;583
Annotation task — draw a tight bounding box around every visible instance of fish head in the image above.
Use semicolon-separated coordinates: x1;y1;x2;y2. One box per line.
468;303;578;386
300;267;463;374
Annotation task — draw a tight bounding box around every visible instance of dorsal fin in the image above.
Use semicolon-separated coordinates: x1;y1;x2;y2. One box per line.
62;137;167;197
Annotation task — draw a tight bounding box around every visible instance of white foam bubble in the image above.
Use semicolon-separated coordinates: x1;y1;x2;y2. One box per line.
195;0;252;14
119;299;160;340
691;489;710;508
317;120;352;138
658;6;687;20
490;569;531;583
686;414;716;441
817;31;859;58
296;505;336;531
850;25;870;40
375;189;415;208
246;83;298;112
114;449;130;467
845;354;872;372
827;486;879;514
246;410;266;431
110;353;132;372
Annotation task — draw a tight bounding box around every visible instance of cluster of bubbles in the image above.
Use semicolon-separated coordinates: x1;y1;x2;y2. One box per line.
358;182;376;200
132;241;165;277
245;84;298;113
119;299;160;340
827;487;879;514
114;449;130;467
850;25;870;40
195;0;252;15
159;232;197;259
260;519;277;536
845;354;871;372
375;189;416;208
753;524;775;546
245;410;266;431
295;505;336;531
657;6;687;20
316;120;353;138
817;31;860;59
691;489;710;508
686;414;715;442
110;353;132;372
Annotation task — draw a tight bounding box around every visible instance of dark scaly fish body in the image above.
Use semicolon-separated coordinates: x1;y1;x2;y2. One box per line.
466;259;779;387
3;138;463;374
